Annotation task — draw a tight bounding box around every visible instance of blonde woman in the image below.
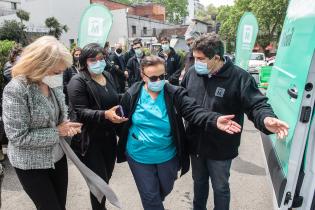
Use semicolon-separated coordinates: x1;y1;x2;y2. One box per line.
2;36;82;210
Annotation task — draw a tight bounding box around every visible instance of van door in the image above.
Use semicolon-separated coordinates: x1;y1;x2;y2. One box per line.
261;0;315;209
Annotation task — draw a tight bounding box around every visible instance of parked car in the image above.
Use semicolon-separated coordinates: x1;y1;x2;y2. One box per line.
248;52;267;73
266;56;276;66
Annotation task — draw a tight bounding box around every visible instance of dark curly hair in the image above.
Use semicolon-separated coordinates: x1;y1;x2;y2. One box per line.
192;33;224;60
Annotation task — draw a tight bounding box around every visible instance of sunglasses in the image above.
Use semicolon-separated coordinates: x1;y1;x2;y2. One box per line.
143;72;166;82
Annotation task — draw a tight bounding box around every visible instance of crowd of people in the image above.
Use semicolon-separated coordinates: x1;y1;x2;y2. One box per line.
0;32;289;210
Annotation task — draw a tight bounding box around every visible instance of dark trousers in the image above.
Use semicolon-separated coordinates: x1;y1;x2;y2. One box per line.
127;154;179;210
191;155;232;210
15;156;68;210
82;135;117;210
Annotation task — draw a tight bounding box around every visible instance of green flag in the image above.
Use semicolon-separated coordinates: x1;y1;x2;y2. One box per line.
78;4;113;48
235;12;259;70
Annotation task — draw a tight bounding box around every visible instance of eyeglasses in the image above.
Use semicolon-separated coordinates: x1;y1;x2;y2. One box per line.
143;72;166;82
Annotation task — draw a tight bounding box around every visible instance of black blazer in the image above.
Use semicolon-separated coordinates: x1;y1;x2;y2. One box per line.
67;71;119;155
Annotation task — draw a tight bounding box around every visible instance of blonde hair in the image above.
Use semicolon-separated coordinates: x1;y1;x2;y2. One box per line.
12;36;72;82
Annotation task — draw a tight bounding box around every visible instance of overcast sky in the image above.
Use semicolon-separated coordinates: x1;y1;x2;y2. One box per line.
199;0;234;7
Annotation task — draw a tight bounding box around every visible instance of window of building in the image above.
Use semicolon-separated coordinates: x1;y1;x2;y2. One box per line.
143;27;147;35
11;2;17;10
153;28;157;36
132;25;136;35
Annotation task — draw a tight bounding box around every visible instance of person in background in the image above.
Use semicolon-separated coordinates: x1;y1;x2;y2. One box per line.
124;41;137;66
184;31;200;72
2;36;82;210
158;37;182;85
126;38;145;87
1;44;23;161
3;44;23;85
103;41;111;58
67;43;127;210
109;43;126;93
63;47;81;105
181;33;289;210
117;55;242;210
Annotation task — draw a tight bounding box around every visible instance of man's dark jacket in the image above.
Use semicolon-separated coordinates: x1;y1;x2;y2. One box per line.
117;82;222;176
158;47;182;85
123;49;135;66
126;55;143;87
109;53;126;93
181;57;276;160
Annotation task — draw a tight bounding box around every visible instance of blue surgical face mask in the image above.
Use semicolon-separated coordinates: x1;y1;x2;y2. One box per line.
162;44;170;52
88;60;106;75
194;60;209;75
135;48;143;58
148;79;165;92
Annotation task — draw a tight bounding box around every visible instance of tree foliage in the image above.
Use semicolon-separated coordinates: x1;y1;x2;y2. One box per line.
16;10;30;23
0;20;26;44
216;0;289;53
196;4;218;24
45;17;68;40
0;40;16;87
153;0;188;24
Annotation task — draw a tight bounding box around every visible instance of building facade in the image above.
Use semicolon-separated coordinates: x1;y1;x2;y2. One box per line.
0;0;89;46
185;0;204;24
93;0;175;49
0;0;20;16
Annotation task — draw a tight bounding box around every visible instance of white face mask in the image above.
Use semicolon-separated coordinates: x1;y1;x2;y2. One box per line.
42;74;63;88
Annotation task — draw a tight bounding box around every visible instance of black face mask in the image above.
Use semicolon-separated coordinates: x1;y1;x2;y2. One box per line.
116;48;123;54
73;57;79;63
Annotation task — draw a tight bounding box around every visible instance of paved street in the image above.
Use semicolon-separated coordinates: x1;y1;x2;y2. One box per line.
1;118;274;210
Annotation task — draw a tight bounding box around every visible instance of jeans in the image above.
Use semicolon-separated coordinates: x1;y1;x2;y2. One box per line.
127;154;179;210
191;155;232;210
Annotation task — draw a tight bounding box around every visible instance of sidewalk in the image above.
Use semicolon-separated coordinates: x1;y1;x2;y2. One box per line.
1;119;274;210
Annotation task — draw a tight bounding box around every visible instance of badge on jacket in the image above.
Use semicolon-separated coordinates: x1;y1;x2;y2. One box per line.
171;58;175;61
215;87;225;97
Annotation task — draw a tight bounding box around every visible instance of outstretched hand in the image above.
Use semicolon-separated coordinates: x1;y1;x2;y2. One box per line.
105;106;128;124
264;117;289;139
217;115;242;134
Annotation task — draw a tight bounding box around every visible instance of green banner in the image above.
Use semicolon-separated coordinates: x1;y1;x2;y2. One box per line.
78;4;113;48
235;12;259;70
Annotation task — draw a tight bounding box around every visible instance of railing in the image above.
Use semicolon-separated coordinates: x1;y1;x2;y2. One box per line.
0;8;16;17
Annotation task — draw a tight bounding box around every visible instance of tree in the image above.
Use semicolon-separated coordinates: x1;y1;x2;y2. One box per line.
196;4;218;24
0;40;15;88
16;10;30;24
250;0;288;48
45;17;69;40
153;0;188;24
216;0;289;52
0;20;26;44
217;5;236;53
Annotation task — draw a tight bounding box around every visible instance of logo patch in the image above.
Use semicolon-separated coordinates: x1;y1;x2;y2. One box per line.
215;87;225;97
